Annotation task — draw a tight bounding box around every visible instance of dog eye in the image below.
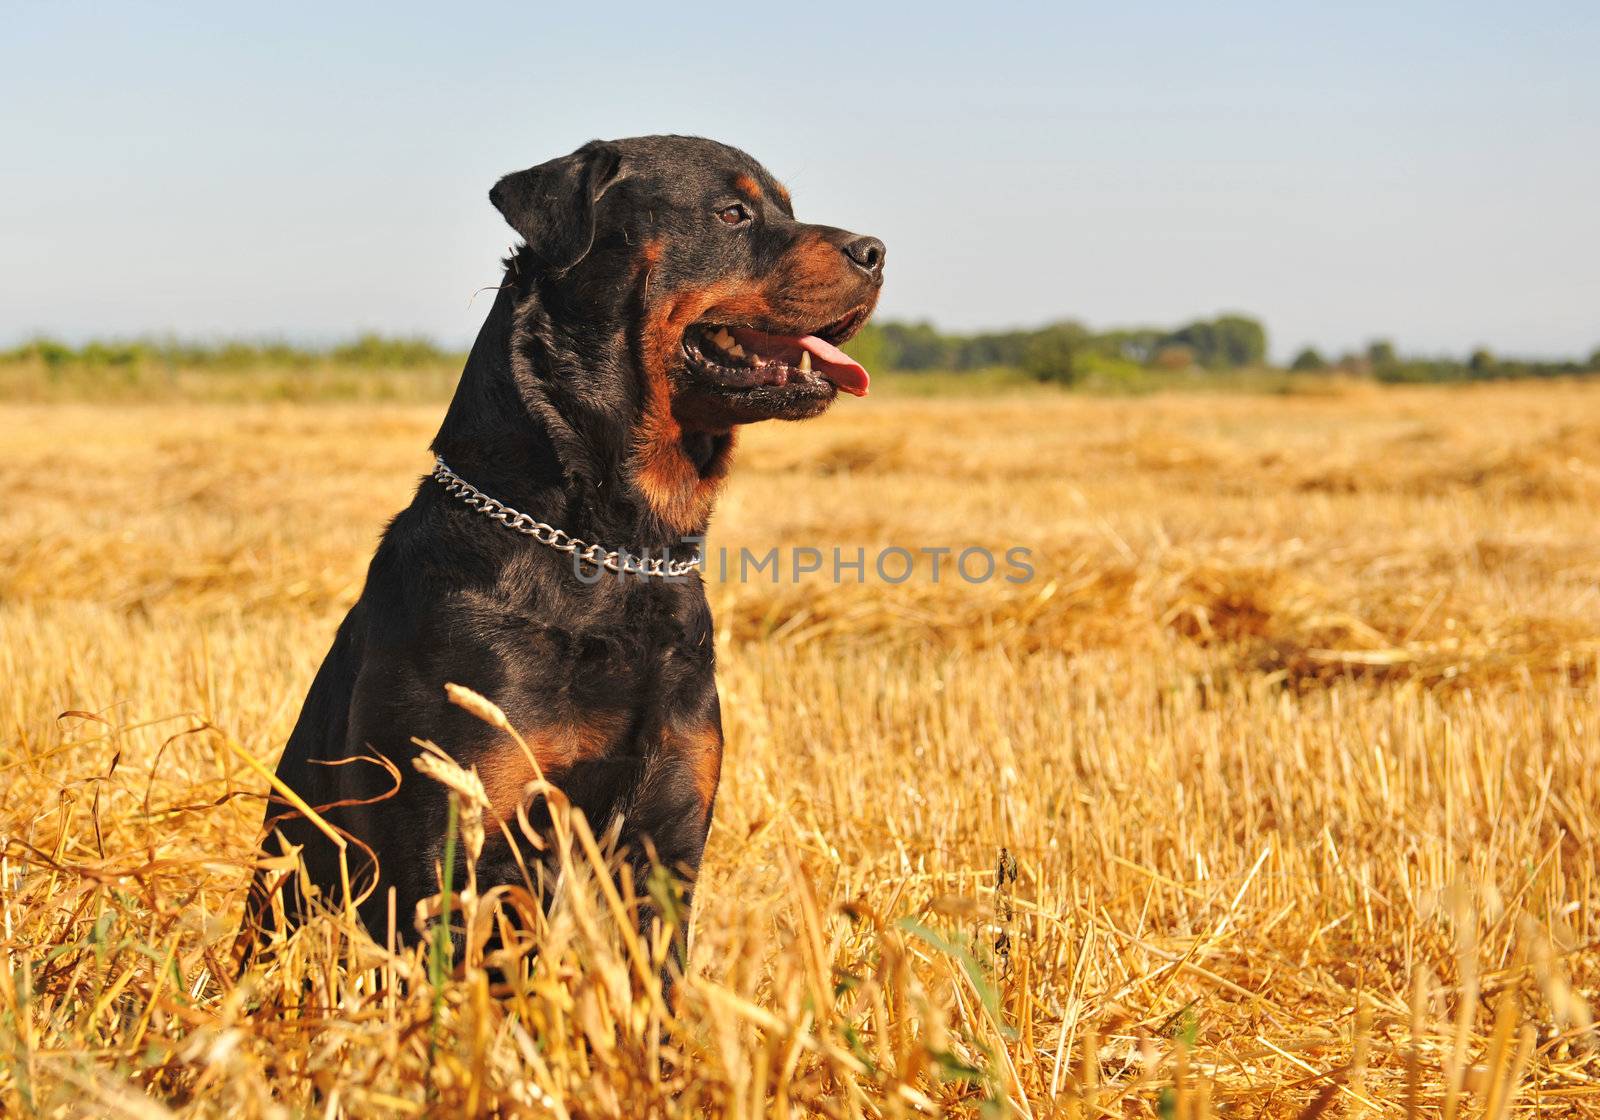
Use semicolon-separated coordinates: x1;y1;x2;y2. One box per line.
716;204;751;226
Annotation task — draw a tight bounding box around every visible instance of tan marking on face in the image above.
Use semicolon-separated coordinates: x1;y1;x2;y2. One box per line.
777;232;850;291
634;279;771;531
629;224;877;531
772;181;791;206
733;174;763;200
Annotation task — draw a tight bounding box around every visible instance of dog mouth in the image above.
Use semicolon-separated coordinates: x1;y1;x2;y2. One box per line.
680;307;872;398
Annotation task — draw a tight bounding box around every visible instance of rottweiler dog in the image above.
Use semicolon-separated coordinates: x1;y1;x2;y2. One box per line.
242;135;884;974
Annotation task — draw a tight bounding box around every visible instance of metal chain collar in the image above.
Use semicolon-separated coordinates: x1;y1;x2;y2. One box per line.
430;456;702;579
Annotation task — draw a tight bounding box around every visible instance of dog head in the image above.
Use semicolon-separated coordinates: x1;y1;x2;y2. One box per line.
489;135;885;531
491;136;883;427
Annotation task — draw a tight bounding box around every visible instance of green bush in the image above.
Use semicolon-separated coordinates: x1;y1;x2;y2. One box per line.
1021;322;1090;384
330;334;455;368
1289;347;1328;372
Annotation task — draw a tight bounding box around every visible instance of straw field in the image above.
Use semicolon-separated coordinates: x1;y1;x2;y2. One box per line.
2;379;1599;1117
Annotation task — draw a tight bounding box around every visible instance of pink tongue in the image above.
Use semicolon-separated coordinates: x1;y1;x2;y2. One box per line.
796;335;870;396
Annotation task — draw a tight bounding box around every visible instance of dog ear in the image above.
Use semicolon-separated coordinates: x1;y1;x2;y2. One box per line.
490;141;625;274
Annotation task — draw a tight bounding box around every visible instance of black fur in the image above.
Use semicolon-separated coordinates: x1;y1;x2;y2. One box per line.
241;136;884;975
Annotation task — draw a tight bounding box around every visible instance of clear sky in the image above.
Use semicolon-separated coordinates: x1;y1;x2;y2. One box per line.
3;1;1597;360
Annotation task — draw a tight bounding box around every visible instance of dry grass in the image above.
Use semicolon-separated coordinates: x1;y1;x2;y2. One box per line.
2;380;1599;1117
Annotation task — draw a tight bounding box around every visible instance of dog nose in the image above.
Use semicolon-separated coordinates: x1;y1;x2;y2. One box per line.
842;235;886;280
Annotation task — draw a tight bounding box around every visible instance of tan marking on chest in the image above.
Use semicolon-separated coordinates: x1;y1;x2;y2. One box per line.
475;713;625;826
667;720;724;814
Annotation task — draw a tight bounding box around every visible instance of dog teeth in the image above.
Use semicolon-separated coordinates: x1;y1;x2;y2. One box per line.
705;326;749;361
797;351;812;373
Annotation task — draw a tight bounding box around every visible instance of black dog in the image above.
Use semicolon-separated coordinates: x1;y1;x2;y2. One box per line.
242;136;884;972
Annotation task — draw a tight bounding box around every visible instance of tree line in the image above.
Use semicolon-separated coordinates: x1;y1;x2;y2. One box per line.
1;334;461;371
848;316;1598;384
6;320;1597;384
846;314;1270;383
1290;340;1600;383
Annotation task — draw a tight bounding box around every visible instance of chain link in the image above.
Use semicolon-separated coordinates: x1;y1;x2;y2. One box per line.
430;457;702;579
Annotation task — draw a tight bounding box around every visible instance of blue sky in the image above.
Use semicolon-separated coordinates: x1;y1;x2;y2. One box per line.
3;1;1597;360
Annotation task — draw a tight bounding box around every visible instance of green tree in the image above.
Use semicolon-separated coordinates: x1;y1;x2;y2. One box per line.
1162;314;1267;369
955;330;1033;369
1212;314;1268;367
876;321;950;370
1366;340;1397;370
1289;347;1328;372
1022;321;1089;384
1163;321;1217;366
843;323;888;374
